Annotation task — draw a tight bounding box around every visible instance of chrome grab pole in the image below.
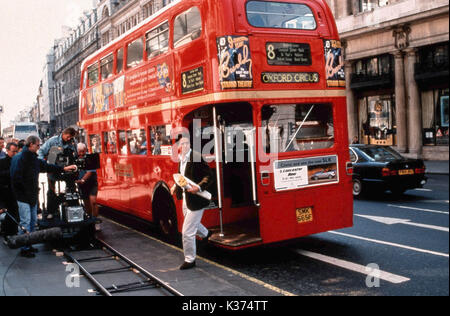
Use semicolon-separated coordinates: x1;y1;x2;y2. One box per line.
245;128;259;207
213;106;224;237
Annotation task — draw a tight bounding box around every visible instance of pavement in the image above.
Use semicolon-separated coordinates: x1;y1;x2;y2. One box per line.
0;217;289;297
424;160;449;175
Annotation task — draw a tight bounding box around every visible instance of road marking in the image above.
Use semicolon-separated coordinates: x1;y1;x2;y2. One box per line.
388;204;449;215
356;214;449;232
414;188;432;192
294;249;410;284
328;231;449;258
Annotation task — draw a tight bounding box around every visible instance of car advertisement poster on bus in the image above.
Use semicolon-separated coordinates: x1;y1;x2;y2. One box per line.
273;155;339;191
217;35;253;89
324;40;345;88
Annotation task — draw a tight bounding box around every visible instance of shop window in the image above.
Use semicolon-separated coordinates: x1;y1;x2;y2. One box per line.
421;89;449;146
359;96;395;146
262;103;334;153
173;7;202;48
353;55;392;76
127;38;144;68
149;125;172;156
127;129;147;155
90;134;102;153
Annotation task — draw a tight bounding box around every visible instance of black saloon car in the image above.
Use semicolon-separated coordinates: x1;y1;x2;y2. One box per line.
349;145;427;197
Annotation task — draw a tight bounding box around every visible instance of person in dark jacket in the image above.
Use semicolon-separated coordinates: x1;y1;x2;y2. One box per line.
38;127;78;218
10;136;76;258
171;136;213;270
0;142;20;239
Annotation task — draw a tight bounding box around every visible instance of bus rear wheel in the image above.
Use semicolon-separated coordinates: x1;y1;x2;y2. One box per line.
152;188;179;242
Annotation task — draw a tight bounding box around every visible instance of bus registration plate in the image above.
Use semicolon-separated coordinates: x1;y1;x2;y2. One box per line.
296;207;313;224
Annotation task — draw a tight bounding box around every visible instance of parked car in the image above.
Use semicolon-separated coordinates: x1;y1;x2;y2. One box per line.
310;169;336;180
349;145;427;197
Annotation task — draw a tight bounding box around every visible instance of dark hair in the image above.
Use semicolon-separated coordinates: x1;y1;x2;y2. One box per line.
25;135;40;147
18;140;25;149
6;142;18;150
62;127;77;137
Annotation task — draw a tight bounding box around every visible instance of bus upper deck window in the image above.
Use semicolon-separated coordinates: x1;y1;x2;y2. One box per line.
246;1;317;30
101;54;114;80
146;22;169;58
174;7;202;48
87;62;99;86
127;38;144;69
117;48;124;73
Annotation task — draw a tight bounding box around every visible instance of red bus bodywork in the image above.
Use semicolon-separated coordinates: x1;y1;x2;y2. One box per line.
79;0;353;249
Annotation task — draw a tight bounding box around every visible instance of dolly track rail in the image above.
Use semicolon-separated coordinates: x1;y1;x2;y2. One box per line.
64;238;183;296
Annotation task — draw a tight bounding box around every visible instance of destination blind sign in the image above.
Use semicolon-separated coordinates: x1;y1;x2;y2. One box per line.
266;42;311;66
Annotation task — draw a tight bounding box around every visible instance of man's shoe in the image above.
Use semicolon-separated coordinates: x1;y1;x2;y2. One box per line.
29;246;39;253
179;261;196;270
20;249;36;258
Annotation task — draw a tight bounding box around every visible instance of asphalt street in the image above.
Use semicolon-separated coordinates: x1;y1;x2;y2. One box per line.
28;173;450;296
197;174;449;296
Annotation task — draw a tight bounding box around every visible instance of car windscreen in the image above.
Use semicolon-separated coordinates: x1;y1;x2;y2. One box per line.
358;147;403;161
15;125;38;133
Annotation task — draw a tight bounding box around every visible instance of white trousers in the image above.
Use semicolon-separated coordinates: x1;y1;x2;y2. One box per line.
182;196;208;263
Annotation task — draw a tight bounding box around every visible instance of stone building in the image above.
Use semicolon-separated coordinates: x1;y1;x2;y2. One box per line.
51;0;173;135
96;0;173;48
327;0;449;160
53;9;100;133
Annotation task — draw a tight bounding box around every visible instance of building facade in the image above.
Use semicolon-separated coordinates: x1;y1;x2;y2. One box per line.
54;10;100;133
328;0;449;160
36;51;57;138
51;0;172;135
97;0;173;48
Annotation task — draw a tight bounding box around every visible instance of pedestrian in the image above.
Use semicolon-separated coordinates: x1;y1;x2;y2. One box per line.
0;142;20;239
75;143;100;231
10;136;77;258
0;137;6;159
171;136;213;270
38;127;78;218
17;139;25;152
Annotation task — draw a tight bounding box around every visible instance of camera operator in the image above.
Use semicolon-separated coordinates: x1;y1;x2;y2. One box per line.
75;143;100;231
38;128;78;219
10;136;77;258
0;142;20;239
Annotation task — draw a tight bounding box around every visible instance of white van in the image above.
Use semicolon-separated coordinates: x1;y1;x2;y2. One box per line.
13;122;39;141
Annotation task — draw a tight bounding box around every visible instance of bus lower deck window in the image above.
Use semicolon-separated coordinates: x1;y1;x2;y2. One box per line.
262;104;334;153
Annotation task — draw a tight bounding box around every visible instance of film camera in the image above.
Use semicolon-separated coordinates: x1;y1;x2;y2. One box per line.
46;145;100;224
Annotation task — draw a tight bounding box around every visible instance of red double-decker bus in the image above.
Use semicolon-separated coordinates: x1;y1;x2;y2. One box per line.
79;0;353;249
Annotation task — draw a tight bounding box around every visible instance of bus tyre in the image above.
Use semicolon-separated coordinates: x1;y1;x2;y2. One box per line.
352;178;364;198
152;188;179;242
